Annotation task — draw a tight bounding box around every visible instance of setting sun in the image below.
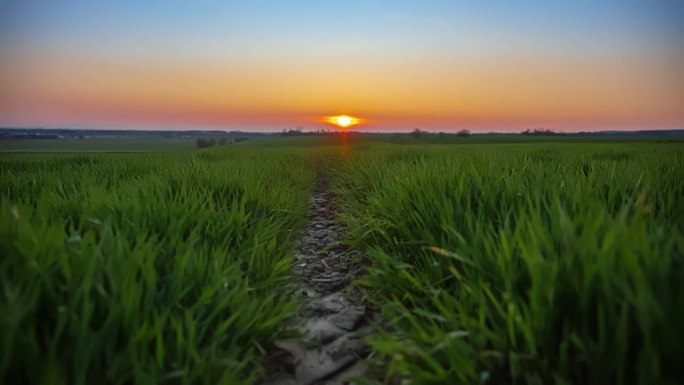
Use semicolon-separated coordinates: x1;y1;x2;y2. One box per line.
326;115;360;129
337;116;352;127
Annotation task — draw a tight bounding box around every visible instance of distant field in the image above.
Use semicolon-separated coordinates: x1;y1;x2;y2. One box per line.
0;137;198;152
2;137;683;384
2;133;681;153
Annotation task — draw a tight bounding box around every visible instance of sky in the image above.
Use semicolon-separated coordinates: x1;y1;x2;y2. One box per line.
1;1;682;132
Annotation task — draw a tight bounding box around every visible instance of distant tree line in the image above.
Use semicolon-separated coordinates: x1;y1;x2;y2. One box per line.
0;133;65;140
196;137;250;148
281;128;333;136
410;129;470;139
520;128;561;136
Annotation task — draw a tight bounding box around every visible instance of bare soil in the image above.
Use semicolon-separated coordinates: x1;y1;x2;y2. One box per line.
261;159;373;385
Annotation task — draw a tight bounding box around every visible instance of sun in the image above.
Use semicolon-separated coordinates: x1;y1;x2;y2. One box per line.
336;116;352;127
326;115;359;128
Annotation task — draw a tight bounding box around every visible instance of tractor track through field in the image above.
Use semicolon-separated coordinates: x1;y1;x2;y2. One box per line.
261;157;374;385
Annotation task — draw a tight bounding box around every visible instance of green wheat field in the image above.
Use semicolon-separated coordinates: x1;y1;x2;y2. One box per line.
2;136;683;384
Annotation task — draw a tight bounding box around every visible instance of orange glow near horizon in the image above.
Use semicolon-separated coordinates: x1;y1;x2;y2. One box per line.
1;49;681;132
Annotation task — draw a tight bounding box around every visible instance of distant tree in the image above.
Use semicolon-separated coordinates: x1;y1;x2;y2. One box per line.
234;137;250;143
196;138;216;148
456;129;471;137
410;128;425;139
281;128;304;136
218;138;228;145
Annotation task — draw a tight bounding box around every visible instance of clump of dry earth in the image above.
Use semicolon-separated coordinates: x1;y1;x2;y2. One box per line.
261;161;374;385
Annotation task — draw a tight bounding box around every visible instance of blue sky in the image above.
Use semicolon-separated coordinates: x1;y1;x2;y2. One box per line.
4;1;681;58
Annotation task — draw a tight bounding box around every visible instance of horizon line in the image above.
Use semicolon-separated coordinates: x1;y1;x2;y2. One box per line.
2;126;683;135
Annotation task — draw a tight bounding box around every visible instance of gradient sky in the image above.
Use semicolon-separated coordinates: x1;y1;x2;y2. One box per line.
1;1;682;132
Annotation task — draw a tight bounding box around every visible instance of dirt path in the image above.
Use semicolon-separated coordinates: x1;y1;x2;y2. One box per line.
261;158;372;385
